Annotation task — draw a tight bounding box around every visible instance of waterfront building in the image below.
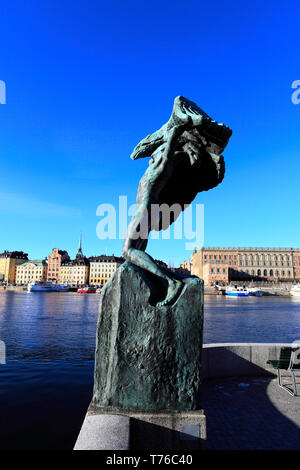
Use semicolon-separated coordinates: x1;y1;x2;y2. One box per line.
179;260;192;274
191;247;300;286
47;248;70;282
60;259;89;287
89;255;124;286
0;251;29;284
16;260;48;285
60;235;89;287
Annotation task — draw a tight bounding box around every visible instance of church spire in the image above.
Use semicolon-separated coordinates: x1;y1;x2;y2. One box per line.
76;232;83;258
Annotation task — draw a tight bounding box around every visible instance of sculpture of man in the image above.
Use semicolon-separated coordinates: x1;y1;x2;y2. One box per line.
122;96;232;306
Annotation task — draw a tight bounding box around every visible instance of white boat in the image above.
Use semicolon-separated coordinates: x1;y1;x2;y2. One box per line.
247;287;263;297
290;284;300;297
27;282;70;292
225;286;249;297
27;282;56;292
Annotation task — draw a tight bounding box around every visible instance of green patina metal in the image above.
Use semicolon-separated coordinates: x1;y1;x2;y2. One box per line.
93;96;232;411
93;262;204;411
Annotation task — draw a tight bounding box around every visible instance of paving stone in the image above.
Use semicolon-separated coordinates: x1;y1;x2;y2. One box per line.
201;376;300;450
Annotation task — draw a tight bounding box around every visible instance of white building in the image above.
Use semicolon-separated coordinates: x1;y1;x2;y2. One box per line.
16;260;48;285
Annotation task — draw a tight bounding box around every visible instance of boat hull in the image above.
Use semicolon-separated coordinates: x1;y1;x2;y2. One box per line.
28;283;70;292
226;292;249;297
77;288;96;294
28;286;54;292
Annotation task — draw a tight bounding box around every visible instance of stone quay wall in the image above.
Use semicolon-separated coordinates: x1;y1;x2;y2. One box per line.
202;343;297;378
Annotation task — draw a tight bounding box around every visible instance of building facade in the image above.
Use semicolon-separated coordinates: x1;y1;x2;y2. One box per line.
60;259;89;287
60;236;89;287
47;248;70;282
16;260;48;285
191;247;300;286
89;255;124;286
0;251;29;284
179;260;192;274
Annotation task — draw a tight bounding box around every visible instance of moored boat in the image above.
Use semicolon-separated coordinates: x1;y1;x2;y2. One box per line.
225;286;249;297
77;286;96;294
27;282;56;292
28;282;70;292
290;284;300;297
53;284;70;292
247;287;263;297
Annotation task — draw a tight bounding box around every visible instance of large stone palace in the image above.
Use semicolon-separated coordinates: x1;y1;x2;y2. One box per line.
191;247;300;286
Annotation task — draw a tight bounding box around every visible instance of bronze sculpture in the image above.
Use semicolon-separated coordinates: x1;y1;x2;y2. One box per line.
122;95;232;305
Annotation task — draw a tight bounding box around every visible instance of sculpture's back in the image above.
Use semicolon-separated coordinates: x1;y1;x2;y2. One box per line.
86;97;232;450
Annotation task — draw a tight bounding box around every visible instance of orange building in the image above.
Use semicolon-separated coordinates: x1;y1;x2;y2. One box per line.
191;247;300;286
47;248;70;282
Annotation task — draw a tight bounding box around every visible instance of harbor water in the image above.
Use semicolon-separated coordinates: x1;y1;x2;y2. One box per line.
0;292;299;449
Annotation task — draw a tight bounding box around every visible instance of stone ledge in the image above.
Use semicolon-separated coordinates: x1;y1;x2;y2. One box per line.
74;406;206;450
202;343;297;378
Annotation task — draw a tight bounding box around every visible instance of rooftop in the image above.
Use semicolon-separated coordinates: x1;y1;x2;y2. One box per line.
0;251;28;259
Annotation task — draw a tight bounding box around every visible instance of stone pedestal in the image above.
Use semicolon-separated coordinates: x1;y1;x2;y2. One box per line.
92;262;204;412
74;406;206;450
75;262;205;450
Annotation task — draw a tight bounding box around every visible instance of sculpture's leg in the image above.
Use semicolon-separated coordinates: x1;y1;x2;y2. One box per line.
122;203;183;306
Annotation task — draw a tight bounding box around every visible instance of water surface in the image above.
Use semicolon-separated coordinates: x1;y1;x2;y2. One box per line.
0;292;299;449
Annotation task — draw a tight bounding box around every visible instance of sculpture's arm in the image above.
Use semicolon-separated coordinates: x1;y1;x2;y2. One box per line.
162;124;188;161
130;131;166;161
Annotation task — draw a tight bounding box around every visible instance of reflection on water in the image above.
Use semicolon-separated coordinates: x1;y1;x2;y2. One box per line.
0;292;98;361
0;292;299;449
204;294;300;344
0;292;299;363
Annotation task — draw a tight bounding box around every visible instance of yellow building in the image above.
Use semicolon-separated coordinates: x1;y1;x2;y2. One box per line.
60;234;90;287
0;251;29;284
89;255;123;286
60;259;89;287
16;260;48;285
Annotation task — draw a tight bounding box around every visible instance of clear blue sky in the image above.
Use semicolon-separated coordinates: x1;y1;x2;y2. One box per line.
0;0;299;266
